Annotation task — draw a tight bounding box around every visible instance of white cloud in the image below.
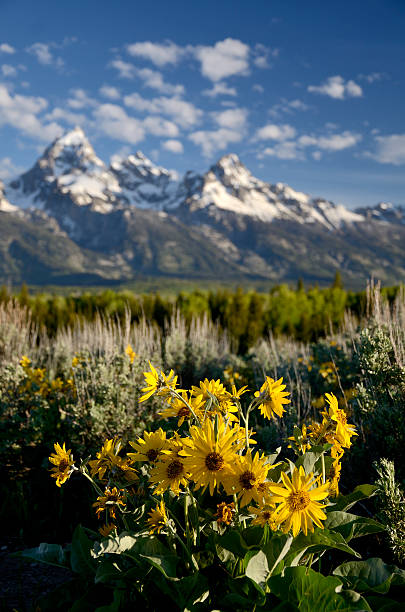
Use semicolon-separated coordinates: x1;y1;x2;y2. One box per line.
308;75;363;99
45;107;87;126
143;116;179;137
99;85;120;100
126;41;184;67
0;83;62;141
254;123;296;141
253;84;264;93
124;93;203;128
299;131;361;151
0;156;23;180
262;141;302;160
358;72;385;83
0;43;15;54
135;68;184;95
1;64;17;77
268;98;309;118
253;43;278;69
27;42;64;68
67;88;97;109
194;38;250;82
93;103;145;144
109;59;136;79
312;151;322;161
162;139;184;154
367;134;405;165
202;82;237;97
212;107;248;130
189;127;244;157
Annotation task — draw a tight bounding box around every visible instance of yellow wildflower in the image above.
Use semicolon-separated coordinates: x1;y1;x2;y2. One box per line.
125;344;137;364
182;419;239;495
128;429;169;463
268;466;329;537
139;362;179;403
147;500;168;534
323;393;357;448
225;450;276;507
49;442;74;487
89;438;137;481
254;376;290;421
93;487;126;520
249;503;278;529
215;502;235;525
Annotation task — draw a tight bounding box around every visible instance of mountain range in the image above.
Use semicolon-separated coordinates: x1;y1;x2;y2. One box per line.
1;126;404;287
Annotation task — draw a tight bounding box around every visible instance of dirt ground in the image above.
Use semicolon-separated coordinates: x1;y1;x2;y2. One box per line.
0;538;73;611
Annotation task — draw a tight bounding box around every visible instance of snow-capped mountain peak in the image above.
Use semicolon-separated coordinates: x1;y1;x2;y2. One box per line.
41;126;104;176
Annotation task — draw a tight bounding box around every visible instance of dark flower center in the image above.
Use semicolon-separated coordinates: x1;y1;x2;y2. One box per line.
146;449;160;462
262;511;272;520
288;491;310;511
177;406;190;418
58;459;69;471
205;451;224;471
166;459;184;479
239;470;255;490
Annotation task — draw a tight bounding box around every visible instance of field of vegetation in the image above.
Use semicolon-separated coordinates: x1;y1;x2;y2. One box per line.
1;281;405;610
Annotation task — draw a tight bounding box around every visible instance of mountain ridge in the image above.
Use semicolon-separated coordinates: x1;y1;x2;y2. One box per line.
1;127;404;287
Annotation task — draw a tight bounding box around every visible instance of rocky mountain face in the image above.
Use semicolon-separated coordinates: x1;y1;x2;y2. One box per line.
1;127;404;287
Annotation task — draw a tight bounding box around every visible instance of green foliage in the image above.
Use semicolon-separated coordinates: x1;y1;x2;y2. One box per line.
374;459;405;564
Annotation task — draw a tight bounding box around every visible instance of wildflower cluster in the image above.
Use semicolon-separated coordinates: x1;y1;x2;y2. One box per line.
42;364;404;610
50;365;358;538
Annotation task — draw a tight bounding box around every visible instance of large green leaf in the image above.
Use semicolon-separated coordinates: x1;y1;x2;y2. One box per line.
334;558;405;594
365;595;405;611
324;511;384;541
218;529;258;558
245;550;269;587
332;485;378;511
268;567;372;611
71;525;96;577
262;534;293;577
139;552;179;579
285;528;360;565
13;542;70;568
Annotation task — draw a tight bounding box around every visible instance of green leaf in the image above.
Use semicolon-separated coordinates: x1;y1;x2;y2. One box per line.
365;595;405;611
325;511;384;541
218;529;256;558
34;578;84;611
334;558;405;594
262;533;293;577
285;528;360;565
13;542;69;568
269;567;371;611
172;573;210;607
245;550;269;587
332;485;378;511
94;560;122;584
295;447;329;474
139;553;179;579
71;525;96;577
92;532;139;558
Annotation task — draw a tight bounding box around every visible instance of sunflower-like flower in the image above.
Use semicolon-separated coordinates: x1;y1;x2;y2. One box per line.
215;501;235;525
322;393;357;449
147;500;168;534
89;438;137;482
254;376;290;421
128;428;169;463
225;450;277;507
139;362;179;403
182;419;239;495
49;442;75;487
268;466;329;537
249;503;278;530
159;392;204;426
98;523;116;537
93;487;126;520
191;379;239;422
149;454;189;495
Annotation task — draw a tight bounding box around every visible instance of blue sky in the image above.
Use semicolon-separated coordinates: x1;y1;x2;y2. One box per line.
0;0;404;207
